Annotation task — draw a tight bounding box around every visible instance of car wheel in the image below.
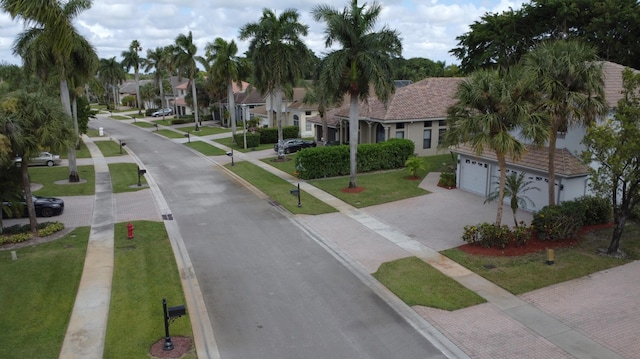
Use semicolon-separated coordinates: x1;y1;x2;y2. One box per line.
46;160;54;167
284;148;291;154
40;207;54;217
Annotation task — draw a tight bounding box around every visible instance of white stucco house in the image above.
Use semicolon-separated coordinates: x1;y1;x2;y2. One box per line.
452;61;632;211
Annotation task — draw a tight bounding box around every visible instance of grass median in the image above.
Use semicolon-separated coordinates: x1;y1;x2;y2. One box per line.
29;165;95;196
185;141;228;156
225;161;336;215
104;221;194;358
0;227;90;358
156;129;186;139
94;139;128;157
108;163;148;193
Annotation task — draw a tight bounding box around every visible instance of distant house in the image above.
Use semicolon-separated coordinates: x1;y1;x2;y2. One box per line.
307;77;464;155
249;88;320;136
452;61;633;210
118;79;154;107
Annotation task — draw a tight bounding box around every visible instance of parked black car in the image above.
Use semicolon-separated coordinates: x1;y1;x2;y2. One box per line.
274;139;317;154
1;195;65;218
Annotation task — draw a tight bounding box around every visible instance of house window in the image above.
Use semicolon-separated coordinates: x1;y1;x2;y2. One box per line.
396;123;405;129
305;111;312;116
305;121;312;131
438;120;446;126
424;121;432;127
293;115;299;127
438;128;446;144
423;129;432;149
396;131;404;139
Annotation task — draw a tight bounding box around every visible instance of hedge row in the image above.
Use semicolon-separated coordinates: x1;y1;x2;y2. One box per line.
232;133;261;148
532;196;611;241
295;138;414;180
257;126;299;144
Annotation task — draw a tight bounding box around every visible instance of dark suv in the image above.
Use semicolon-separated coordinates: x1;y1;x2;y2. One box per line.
274;139;317;154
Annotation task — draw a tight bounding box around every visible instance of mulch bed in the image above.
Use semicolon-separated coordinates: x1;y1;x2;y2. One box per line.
149;336;193;358
405;175;421;181
459;223;614;257
341;187;365;193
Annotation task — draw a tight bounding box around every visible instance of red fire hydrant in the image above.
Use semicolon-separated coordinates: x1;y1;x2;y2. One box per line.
127;222;135;239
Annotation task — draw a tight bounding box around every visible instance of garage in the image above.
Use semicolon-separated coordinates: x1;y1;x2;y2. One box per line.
459;158;489;196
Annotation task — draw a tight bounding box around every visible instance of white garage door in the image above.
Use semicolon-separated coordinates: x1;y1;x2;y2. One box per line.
460;158;489;195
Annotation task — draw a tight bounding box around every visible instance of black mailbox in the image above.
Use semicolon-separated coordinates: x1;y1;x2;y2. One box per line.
139;169;147;175
168;305;186;318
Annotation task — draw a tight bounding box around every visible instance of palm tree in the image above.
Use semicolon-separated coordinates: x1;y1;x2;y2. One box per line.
239;8;311;159
444;68;547;226
97;57;126;111
312;0;402;188
121;39;144;115
172;32;200;130
144;46;171;117
303;59;342;144
9;0;98;182
0;89;74;234
485;172;540;227
523;40;607;207
205;37;246;140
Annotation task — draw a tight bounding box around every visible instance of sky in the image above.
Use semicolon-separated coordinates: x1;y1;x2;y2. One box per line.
0;0;524;73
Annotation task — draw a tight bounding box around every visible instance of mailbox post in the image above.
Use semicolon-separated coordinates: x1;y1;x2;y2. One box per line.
137;166;146;187
226;149;234;166
162;298;187;351
119;140;126;154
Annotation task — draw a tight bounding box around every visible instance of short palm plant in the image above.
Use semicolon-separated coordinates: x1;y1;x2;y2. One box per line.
485;171;539;227
405;156;426;178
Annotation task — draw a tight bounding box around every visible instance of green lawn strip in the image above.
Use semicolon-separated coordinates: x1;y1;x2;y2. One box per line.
422;153;457;173
152;119;172;126
225;161;336;215
94;140;128;157
214;136;274;152
59;140;91;159
373;257;486;310
180;125;231;136
108;163;148;193
132;121;154;128
104;221;195;359
441;223;640;294
309;170;429;208
111;115;131;120
155;129;186;139
86;128;100;137
184;141;228;156
261;156;297;176
29;165;95;196
0;227;89;359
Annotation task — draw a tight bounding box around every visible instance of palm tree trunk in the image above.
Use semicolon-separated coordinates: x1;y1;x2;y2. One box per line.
21;162;38;235
495;152;507;226
547;129;557;207
60;79;80;182
348;93;359;188
191;79;200;130
275;86;284;159
135;68;142;114
228;82;237;139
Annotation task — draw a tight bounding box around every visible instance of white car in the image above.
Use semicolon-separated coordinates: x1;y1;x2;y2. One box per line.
151;108;173;117
14;151;62;167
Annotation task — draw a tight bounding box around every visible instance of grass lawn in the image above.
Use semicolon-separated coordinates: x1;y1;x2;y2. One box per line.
152;119;172;126
225;161;336;215
185;141;228;156
373;257;486;310
104;221;194;359
30;165;95;196
215;136;274;152
95;140;128;157
441;222;640;295
132;121;155;128
155;129;186;139
111;115;131;120
86;128;101;137
59;140;91;159
309;170;429;208
0;227;89;359
180;125;231;136
108;163;148;193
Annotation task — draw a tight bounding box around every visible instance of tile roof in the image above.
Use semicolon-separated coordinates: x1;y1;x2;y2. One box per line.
452;144;590;177
600;61;640;108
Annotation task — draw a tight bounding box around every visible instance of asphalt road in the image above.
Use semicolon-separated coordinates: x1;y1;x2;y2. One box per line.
92;117;447;359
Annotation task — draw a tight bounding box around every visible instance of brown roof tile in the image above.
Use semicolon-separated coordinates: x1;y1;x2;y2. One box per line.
453;144;589;177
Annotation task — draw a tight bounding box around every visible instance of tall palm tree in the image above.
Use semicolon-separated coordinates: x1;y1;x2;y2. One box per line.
205;37;246;140
0;89;74;234
444;68;547;226
172;32;200;130
8;0;97;182
121;39;144;115
312;0;402;188
239;8;311;159
303;59;342;144
144;46;171;118
485;172;540;227
97;57;126;111
523;40;607;207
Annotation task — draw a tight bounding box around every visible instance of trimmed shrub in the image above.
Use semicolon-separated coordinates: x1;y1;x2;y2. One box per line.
532;203;583;241
295;138;414;180
232;133;260;148
171;118;190;125
462;222;511;249
576;196;612;225
38;222;64;237
257;126;300;144
438;172;456;187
